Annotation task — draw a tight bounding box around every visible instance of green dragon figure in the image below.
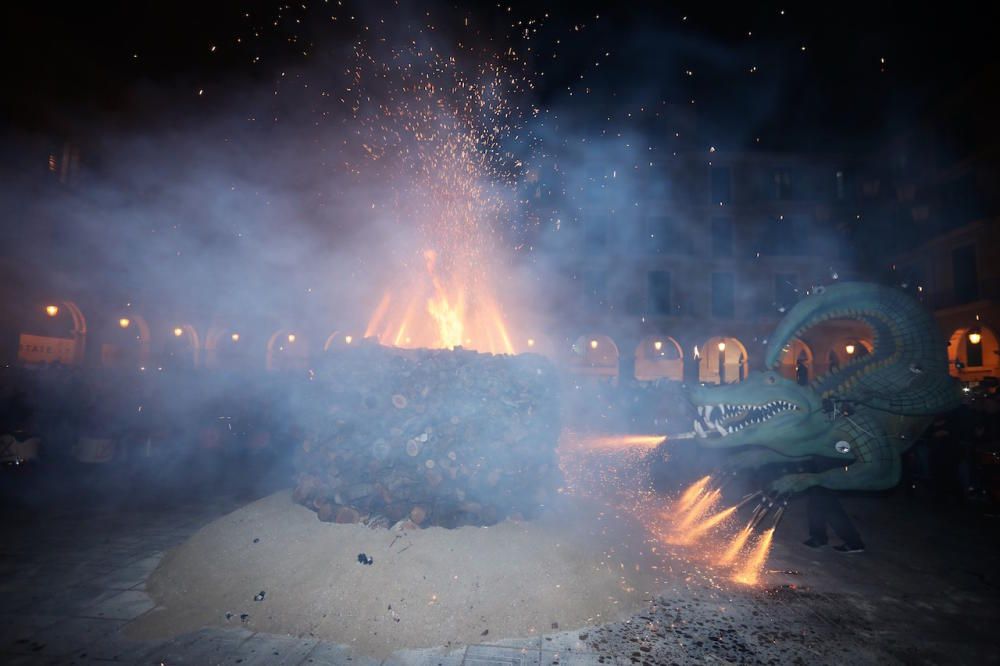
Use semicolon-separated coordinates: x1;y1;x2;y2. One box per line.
687;282;961;494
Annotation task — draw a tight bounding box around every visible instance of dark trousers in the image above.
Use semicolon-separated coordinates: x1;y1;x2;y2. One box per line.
807;487;864;547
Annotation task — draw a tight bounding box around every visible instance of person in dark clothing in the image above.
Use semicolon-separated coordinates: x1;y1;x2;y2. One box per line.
803;486;865;552
795;356;809;386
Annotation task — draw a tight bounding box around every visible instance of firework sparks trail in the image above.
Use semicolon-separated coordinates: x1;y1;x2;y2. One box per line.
732;528;775;586
557;432;783;590
718;523;755;566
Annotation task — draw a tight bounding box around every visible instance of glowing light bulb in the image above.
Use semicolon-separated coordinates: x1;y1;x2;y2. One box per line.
345;335;353;344
845;343;856;355
590;339;599;350
527;338;536;347
653;340;663;352
119;318;131;329
717;341;726;352
45;305;59;317
231;333;240;342
968;330;982;345
173;327;183;337
287;333;296;343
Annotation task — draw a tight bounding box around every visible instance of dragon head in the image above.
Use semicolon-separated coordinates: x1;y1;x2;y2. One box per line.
687;369;830;451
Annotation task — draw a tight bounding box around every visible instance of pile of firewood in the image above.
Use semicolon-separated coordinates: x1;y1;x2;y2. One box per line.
291;344;561;528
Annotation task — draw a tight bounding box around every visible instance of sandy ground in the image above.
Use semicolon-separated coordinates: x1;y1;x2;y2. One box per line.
128;490;659;657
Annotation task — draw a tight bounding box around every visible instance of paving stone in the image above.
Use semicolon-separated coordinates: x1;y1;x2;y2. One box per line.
93;564;154;591
383;645;465;666
228;633;319;665
143;627;252;666
81;589;155;620
464;644;542;666
7;617;126;658
302;641;383;665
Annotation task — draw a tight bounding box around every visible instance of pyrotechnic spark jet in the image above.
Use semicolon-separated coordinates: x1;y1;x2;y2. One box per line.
684;505;737;541
567;435;667;452
673;488;721;533
718;523;754;566
675;475;711;513
732;528;775;586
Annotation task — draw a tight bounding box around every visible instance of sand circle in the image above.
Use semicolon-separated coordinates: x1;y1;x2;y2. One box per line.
129;491;659;657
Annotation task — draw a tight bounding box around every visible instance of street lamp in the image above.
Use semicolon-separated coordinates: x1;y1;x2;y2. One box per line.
173;327;183;337
287;333;296;343
231;333;240;342
845;343;856;355
717;341;726;352
345;335;353;344
590;339;599;350
45;304;59;317
654;340;663;352
968;328;982;345
527;338;536;348
119;318;131;329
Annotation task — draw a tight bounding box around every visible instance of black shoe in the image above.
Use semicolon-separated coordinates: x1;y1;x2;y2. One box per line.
802;538;827;548
833;544;865;553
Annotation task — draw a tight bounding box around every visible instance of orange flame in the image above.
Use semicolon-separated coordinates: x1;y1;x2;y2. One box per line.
365;249;516;354
732;528;774;586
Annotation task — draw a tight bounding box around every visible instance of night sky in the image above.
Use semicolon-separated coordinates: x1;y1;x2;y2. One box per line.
2;2;995;151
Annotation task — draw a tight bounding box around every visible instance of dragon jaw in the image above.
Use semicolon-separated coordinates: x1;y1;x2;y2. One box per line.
687;371;828;448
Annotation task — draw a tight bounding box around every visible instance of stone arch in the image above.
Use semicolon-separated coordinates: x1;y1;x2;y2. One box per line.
101;312;152;367
698;336;748;384
204;326;247;368
323;330;360;350
948;325;1000;381
570;334;619;377
776;338;814;384
166;323;201;368
634;335;684;381
266;329;308;371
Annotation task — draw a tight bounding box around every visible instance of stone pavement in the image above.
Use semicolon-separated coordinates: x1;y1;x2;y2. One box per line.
1;490;998;665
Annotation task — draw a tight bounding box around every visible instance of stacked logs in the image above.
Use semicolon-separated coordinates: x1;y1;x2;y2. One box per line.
291;344;561;528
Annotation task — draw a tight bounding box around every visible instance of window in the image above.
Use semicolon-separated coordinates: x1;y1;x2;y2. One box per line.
711;272;735;318
775;273;798;311
647;271;672;314
710;166;731;205
711;217;733;256
951;245;979;303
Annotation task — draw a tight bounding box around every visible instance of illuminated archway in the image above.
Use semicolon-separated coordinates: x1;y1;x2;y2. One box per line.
948;326;999;380
634;335;683;381
165;323;200;368
698;336;748;384
204;326;247;368
570;334;619;377
101;313;152;368
266;329;309;371
323;330;361;351
19;300;88;365
776;338;814;383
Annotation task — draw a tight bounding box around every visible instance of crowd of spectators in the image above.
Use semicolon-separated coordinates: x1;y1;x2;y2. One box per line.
0;362;300;505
